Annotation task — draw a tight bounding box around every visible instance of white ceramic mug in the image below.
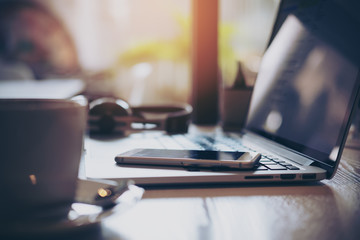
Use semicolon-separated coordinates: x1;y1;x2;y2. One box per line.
0;97;87;223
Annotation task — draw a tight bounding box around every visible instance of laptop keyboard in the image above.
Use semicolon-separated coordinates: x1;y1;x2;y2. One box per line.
157;134;300;171
258;155;300;171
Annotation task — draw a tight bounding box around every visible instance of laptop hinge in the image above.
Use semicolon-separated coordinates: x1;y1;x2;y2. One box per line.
241;132;315;166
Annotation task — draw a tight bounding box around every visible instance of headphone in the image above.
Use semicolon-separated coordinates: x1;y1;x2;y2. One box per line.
88;97;192;135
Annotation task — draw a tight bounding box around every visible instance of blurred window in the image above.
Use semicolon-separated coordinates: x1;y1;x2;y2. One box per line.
1;0;279;104
219;0;280;88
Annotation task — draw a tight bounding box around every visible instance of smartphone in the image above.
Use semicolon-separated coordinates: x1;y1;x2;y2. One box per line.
115;149;261;170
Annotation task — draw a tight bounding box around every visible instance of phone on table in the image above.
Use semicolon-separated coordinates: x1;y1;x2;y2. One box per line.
115;149;261;170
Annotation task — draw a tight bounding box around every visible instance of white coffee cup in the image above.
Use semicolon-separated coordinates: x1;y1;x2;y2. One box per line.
0;97;87;223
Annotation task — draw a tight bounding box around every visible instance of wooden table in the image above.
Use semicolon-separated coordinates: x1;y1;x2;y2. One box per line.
88;138;360;240
4;133;359;240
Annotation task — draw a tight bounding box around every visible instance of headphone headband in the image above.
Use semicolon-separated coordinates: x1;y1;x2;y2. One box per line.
132;104;193;133
88;98;192;135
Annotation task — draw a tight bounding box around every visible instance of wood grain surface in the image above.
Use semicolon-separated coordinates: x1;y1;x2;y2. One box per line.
99;147;360;240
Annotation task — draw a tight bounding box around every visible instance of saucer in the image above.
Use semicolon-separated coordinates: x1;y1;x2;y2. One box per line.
0;181;144;238
0;202;111;238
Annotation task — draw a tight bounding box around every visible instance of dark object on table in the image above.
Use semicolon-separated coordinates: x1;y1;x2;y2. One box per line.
0;0;80;79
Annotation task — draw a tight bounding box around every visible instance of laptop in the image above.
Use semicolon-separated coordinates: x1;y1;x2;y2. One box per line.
85;0;360;186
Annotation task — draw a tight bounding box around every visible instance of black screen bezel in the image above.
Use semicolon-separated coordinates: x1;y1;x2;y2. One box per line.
244;0;360;178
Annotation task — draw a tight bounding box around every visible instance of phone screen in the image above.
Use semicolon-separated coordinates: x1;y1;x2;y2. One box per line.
130;149;250;161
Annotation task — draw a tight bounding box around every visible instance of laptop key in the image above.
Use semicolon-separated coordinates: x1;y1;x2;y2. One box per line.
274;160;286;164
260;159;272;163
256;166;269;171
262;162;277;165
265;165;288;170
286;166;300;170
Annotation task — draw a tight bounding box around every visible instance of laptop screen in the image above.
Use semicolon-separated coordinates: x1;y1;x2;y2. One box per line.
246;0;360;167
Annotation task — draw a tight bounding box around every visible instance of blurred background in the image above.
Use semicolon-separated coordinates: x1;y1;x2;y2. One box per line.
0;0;279;105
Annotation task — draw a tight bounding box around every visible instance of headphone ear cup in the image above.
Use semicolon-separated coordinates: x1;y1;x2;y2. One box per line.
88;98;132;134
165;113;191;134
97;112;117;134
